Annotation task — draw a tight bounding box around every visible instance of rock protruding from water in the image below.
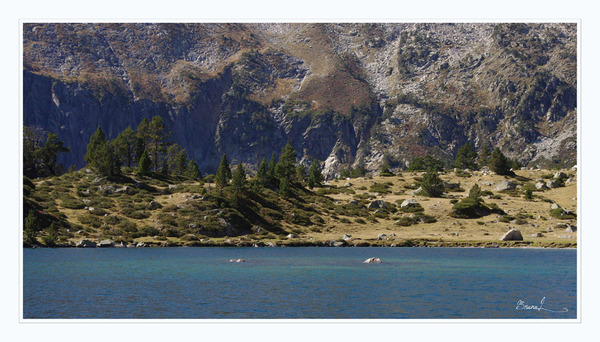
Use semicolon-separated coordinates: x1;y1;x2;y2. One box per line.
98;239;114;248
363;257;382;264
500;228;523;241
76;239;97;248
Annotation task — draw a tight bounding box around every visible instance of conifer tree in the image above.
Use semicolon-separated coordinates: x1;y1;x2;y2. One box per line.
256;157;268;186
231;164;246;196
38;132;70;176
137;150;151;176
135;118;150;160
84;126;120;177
468;183;482;202
113;126;137;167
296;164;307;183
380;161;393;176
175;150;188;176
267;152;277;184
307;159;323;188
185;160;201;180
489;148;512;175
24;210;39;245
279;176;292;198
147;116;170;171
275;142;297;182
454;142;478;170
161;159;169;176
420;168;444;197
215;154;232;192
478;143;491;167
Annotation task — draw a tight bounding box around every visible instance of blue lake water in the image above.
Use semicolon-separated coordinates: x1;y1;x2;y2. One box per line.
22;247;577;319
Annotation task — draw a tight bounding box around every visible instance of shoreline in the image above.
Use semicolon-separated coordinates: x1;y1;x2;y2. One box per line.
24;240;577;249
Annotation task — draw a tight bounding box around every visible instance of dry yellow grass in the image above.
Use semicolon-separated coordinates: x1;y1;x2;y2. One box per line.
35;168;576;248
315;169;577;246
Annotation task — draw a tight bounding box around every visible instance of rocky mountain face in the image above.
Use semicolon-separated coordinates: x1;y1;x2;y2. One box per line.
23;23;577;176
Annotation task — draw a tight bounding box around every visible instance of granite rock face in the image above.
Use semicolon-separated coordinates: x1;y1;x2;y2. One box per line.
23;23;577;175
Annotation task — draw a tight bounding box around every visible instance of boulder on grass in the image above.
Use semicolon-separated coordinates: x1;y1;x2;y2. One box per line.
368;200;387;209
400;199;420;208
500;228;523;241
495;180;516;191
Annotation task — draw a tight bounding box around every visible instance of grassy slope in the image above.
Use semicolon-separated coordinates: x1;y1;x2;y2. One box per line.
24;168;577;248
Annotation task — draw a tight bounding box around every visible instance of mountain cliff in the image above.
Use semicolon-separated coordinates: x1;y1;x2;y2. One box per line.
23;23;577;176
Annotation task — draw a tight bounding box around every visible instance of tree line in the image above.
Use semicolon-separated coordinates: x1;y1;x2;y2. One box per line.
84;116;200;179
212;142;324;202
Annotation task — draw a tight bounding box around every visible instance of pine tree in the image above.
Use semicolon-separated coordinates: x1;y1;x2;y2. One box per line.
24;127;70;178
275;142;297;182
489;148;512;175
307;159;323;188
231;164;246;196
267;152;277;184
113;126;137;168
24;210;39;245
175;150;188;176
407;155;444;172
215;154;232;192
380;162;393;176
147;116;170;171
279;176;292;198
161;159;169;176
256;157;268;186
84;126;120;177
185;160;201;180
454;142;478;170
135;118;150;158
420;168;444;197
137;150;151;176
38;132;69;176
296;164;307;183
468;183;482;202
478;143;491;167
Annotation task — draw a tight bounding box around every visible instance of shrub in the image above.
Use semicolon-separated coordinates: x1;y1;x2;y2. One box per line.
139;226;160;236
395;216;416;226
124;210;150;220
420;169;444;197
398;203;424;213
550;208;577;219
416;213;437;223
369;182;391;194
62;198;86;209
451;198;490;218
